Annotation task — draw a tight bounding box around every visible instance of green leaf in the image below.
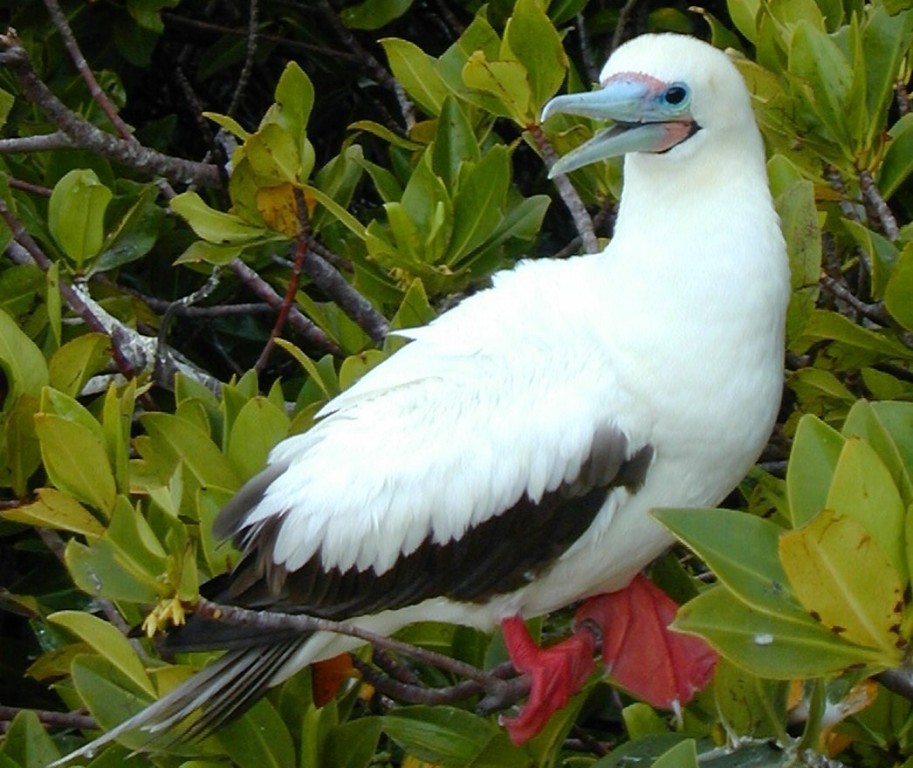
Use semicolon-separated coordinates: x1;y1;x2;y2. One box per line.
217;698;296;768
48;333;111;396
0;308;49;402
203;110;251;140
140;412;241;492
381;38;449;116
49;611;155;696
843;219;899;300
842;399;913;507
96;184;164;272
825;437;906;582
727;0;761;42
653;508;804;620
245;123;301;185
776;180;820;292
504;0;567;109
879;113;913;199
675;586;890;678
381;706;511;765
786;414;846;527
462;51;531;123
340;0;414;30
173;240;250;266
794;309;913;359
1;487;104;537
0;710;60;768
2;393;41;497
651;740;699;768
267;60;315;138
861;8;913;148
171;191;270;245
780;509;904;656
789;21;853;148
431;96;480;190
712;658;789;741
886;244;913;331
48;169;113;269
323;718;383;768
450;145;511;262
34;413;117;513
227;397;290;479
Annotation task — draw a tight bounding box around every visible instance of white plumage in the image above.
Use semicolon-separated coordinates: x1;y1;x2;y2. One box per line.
58;33;790;761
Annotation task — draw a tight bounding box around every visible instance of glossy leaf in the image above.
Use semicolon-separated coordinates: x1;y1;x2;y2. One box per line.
653;508;804;620
675;587;891;679
880;113;913;199
216;698;296;768
651;739;699;768
826;437;906;581
0;307;49;402
0;710;60;768
49;611;154;696
780;510;904;656
504;0;568;109
886;243;913;331
462;52;531;123
786;414;845;527
48;169;113;269
341;0;413;30
226;396;290;479
381;38;449;116
171;191;269;245
48;332;111;396
1;487;104;537
34;413;116;513
431;96;480;190
266;61;315;138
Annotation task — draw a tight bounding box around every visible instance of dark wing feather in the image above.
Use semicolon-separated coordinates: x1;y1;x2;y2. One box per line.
216;426;653;621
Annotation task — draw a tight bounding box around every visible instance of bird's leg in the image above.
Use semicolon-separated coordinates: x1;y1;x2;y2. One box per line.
574;573;718;713
498;615;598;744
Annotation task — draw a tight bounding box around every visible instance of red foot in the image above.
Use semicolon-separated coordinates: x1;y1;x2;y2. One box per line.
499;615;597;744
575;574;718;711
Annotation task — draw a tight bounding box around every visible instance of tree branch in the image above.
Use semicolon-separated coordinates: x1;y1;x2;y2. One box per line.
0;33;220;187
527;122;599;254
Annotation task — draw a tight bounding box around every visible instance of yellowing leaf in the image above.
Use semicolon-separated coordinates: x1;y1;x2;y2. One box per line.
256;183;310;237
779;510;904;657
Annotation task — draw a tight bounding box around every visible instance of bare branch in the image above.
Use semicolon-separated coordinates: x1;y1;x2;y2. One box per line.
225;0;260;120
227;257;342;355
0;132;74;153
859;169;899;241
527;122;599;254
0;705;96;732
42;0;134;139
0;34;220;187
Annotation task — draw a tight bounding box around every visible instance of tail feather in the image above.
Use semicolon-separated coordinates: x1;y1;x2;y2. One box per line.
51;638;309;766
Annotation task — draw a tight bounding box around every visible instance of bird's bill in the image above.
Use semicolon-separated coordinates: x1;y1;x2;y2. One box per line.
541;75;697;177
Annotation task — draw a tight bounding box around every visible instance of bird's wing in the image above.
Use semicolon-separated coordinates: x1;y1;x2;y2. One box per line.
214;314;655;619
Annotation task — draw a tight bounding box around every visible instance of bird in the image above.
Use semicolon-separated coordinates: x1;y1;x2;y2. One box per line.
56;32;789;762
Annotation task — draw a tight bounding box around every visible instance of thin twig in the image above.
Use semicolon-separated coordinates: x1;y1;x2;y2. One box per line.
0;705;96;732
576;14;599;85
254;214;308;373
225;0;259;119
527;123;599;253
0;35;219;187
195;596;514;696
42;0;134;140
611;0;641;54
228;257;342;355
818;272;890;325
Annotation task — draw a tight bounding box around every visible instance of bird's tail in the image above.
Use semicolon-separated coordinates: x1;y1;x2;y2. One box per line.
51;637;308;765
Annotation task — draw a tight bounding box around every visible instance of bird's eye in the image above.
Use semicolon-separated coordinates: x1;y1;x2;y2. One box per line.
663;84;689;106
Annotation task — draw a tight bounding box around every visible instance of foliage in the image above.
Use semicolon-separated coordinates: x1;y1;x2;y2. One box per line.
1;0;913;767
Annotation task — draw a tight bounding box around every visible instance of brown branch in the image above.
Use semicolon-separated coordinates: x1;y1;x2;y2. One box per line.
818;272;891;325
0;34;220;187
42;0;134;140
0;705;96;732
227;258;342;355
255;222;307;373
0;200;224;393
527;123;599;254
611;0;641;54
896;79;911;117
314;0;416;129
859;170;899;241
225;0;260;120
195;596;515;698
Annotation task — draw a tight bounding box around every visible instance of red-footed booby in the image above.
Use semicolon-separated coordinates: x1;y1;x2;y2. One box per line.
57;33;788;761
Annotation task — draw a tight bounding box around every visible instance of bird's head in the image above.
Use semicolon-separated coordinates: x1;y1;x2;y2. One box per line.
541;34;755;177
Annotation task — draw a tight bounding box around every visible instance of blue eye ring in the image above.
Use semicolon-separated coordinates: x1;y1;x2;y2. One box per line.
662;83;689;107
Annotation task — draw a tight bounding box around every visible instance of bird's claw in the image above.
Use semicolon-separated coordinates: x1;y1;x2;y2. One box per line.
498;615;597;744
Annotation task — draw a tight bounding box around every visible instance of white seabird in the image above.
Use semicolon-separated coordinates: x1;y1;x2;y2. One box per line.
56;32;789;761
